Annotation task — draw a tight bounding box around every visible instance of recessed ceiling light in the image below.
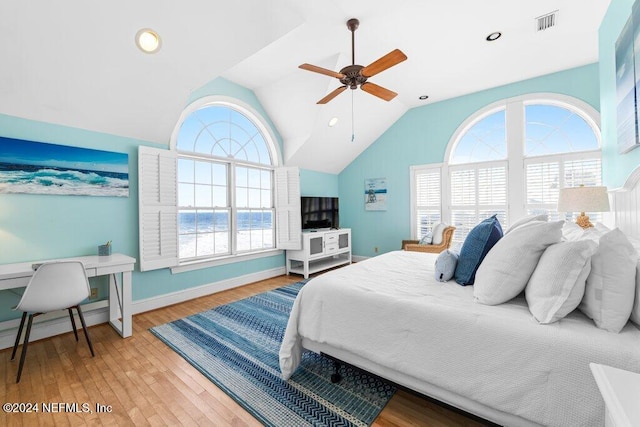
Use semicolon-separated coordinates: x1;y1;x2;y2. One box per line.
136;28;161;53
419;95;429;100
486;32;502;42
328;117;339;127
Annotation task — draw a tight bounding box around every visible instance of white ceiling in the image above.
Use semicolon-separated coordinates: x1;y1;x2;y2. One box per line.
0;1;611;174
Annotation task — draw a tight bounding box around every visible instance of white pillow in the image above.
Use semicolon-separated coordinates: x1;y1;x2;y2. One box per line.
578;228;637;333
505;213;548;235
431;223;447;245
626;236;640;327
562;222;584;241
526;240;598;324
474;221;563;305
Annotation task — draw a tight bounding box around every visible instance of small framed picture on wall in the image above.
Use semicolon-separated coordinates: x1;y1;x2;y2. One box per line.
365;177;387;211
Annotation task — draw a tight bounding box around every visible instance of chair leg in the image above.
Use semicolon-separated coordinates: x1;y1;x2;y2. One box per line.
16;314;35;383
75;305;95;357
68;308;79;341
11;312;27;361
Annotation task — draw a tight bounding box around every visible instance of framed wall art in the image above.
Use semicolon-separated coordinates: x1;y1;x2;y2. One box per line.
365;177;387;211
0;136;129;197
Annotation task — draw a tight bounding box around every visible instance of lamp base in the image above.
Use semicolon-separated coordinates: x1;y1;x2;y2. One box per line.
576;212;593;229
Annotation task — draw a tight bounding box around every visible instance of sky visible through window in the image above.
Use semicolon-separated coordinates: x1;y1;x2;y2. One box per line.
451;104;598;164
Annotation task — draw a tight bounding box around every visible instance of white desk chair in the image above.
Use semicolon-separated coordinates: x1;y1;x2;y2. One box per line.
11;261;95;383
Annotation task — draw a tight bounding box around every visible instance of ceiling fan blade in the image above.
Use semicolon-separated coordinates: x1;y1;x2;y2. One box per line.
361;49;407;78
299;63;345;79
360;82;397;101
317;86;348;104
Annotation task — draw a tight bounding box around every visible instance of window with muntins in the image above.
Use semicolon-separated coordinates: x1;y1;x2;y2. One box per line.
410;94;601;245
176;104;276;261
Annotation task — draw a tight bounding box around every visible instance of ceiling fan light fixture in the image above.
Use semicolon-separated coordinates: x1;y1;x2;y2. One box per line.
328;117;339;127
136;28;161;53
486;31;502;42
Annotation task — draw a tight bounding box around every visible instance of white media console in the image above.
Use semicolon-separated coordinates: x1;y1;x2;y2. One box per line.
286;228;351;279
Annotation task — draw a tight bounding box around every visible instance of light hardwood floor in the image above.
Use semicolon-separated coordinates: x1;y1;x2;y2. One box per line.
1;274;488;426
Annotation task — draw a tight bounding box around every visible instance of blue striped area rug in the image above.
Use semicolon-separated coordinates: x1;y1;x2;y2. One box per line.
150;281;396;426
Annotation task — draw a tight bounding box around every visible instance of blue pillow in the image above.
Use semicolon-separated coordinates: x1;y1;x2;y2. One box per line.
454;215;503;286
419;232;433;245
435;250;458;282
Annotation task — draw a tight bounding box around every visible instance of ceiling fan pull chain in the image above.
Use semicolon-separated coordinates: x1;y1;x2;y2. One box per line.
351;91;355;142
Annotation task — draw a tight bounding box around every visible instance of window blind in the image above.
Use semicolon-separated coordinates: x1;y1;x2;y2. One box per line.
525;157;602;221
138;146;179;271
412;167;442;239
450;164;507;242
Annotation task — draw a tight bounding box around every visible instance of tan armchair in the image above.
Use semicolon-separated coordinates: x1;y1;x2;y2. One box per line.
402;226;456;253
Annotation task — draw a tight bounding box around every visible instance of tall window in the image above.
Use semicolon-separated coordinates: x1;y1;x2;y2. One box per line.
411;165;442;238
411;94;601;244
449;109;508;242
176;104;276;261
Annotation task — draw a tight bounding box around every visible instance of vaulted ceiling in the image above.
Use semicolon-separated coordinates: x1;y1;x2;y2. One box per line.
0;1;611;174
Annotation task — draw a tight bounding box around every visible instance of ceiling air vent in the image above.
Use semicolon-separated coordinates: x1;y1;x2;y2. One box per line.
536;10;558;32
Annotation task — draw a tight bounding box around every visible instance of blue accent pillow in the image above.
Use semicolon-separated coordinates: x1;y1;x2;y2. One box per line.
419;232;433;245
435;250;458;282
454;215;503;286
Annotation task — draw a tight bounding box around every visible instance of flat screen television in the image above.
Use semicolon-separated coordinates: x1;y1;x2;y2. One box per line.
301;196;339;230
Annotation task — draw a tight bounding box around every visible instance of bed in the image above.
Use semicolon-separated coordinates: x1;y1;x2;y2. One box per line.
279;249;640;426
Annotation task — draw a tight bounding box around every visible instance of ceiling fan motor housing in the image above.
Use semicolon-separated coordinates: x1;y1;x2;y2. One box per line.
339;64;367;89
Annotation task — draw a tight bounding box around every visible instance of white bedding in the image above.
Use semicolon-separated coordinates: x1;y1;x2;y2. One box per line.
280;250;640;427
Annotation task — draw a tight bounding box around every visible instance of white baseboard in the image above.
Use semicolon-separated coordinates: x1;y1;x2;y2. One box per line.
131;266;286;314
0;266;286;351
0;300;109;350
352;255;370;262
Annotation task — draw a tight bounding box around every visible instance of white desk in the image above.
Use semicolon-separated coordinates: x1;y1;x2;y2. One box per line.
590;363;640;427
0;254;136;338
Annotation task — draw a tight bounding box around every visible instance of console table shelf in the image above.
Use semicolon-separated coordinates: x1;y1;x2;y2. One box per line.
286;229;351;279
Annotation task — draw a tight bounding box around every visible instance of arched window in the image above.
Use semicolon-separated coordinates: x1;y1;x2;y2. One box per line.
174;100;279;261
411;94;601;245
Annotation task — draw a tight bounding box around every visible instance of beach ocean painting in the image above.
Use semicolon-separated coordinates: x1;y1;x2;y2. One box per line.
0;137;129;197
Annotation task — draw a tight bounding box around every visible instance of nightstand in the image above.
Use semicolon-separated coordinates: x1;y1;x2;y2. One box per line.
590;363;640;427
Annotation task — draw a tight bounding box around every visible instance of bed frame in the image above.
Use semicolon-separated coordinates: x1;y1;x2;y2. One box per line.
612;166;640;240
299;166;640;427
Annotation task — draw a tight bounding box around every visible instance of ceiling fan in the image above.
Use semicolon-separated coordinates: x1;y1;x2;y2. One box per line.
299;18;407;104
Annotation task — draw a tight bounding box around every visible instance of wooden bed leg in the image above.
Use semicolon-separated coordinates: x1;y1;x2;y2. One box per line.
331;360;342;383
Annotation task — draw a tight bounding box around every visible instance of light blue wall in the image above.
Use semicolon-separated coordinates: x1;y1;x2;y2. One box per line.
339;63;600;257
600;0;640;188
300;169;339;196
0;77;337;323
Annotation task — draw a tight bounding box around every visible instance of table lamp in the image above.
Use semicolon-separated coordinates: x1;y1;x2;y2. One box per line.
557;185;610;229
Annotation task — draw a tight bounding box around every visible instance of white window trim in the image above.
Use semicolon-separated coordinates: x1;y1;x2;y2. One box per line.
171;248;283;274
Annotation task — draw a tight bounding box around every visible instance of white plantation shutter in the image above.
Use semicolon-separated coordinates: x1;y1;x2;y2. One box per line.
412;166;442;239
450;163;507;242
525;155;602;221
275;167;301;250
138;146;178;271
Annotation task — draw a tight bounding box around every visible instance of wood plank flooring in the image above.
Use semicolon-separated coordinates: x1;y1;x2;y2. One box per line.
0;274;488;426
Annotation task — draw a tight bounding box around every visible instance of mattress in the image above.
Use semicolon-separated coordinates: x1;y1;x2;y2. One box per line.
280;250;640;427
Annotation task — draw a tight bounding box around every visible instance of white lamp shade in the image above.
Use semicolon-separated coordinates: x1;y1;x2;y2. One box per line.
557;186;610;213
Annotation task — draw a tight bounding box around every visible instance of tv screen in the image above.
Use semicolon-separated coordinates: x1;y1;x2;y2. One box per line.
301;196;339;230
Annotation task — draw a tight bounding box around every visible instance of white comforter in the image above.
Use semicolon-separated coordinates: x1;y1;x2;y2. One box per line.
280;250;640;427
